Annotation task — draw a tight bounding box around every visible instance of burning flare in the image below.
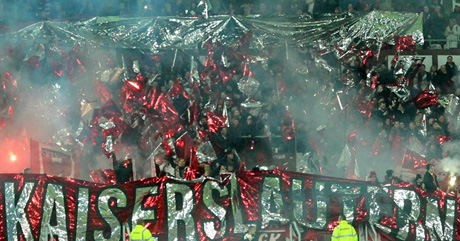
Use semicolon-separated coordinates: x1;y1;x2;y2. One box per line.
450;176;457;186
9;152;16;162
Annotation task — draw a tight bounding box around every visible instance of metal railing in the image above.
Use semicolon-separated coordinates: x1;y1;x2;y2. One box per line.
424;38;460;49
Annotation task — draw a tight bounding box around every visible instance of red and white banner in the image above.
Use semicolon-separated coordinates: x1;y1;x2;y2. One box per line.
30;139;80;178
0;170;459;241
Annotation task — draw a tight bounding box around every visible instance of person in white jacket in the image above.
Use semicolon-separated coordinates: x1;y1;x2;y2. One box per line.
445;18;460;49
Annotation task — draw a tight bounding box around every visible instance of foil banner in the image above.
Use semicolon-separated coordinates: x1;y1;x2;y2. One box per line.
2;12;422;54
0;171;459;240
196;141;217;163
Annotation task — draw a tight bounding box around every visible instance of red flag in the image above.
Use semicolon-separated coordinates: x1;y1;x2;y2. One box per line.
154;94;180;130
394;35;415;52
175;133;200;170
207;111;226;133
398;149;427;181
413;91;439;109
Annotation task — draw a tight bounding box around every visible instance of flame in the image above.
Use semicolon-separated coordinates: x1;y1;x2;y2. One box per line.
450;176;456;186
127;81;141;90
10;152;16;162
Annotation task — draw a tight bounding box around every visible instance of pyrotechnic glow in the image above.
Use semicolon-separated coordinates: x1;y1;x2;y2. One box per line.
450;176;456;186
10;153;16;162
127;81;141;90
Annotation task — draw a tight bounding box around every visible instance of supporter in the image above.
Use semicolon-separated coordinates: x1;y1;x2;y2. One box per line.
365;171;379;184
420;80;430;92
433;65;451;93
174;158;187;178
158;156;175;177
428;121;446;137
220;148;239;170
445;56;458;80
346;3;356;14
274;4;283;16
210;127;232;158
226;160;237;172
198;115;209;132
451;4;460;24
393;102;412;125
333;6;342;14
422;6;433;48
413;174;426;190
228;118;242;149
428;65;438;83
407;121;417;134
445;19;460;49
255;3;270;16
437;114;449;133
429;5;447;48
409;76;421;95
416;64;432;82
383;169;404;185
390;120;402;138
423;164;440;192
112;153;134;183
201;162;213;177
373;99;390;120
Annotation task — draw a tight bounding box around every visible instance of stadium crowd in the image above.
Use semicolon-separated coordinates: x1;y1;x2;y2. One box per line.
0;0;459;188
